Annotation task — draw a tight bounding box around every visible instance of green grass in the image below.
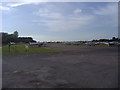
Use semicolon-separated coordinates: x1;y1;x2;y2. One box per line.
2;44;63;55
0;47;2;55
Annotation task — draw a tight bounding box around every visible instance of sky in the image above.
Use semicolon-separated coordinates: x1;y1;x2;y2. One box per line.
0;1;118;41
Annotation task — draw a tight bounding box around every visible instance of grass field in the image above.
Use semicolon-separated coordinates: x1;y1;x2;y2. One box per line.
2;44;63;55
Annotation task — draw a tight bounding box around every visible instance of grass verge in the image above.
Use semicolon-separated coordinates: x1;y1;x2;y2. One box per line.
2;44;63;55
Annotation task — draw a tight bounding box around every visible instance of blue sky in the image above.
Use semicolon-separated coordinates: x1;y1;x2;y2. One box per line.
0;2;118;41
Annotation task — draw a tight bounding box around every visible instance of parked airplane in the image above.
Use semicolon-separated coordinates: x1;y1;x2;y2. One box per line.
85;41;95;46
64;41;81;45
29;42;47;47
109;41;119;45
29;42;39;45
9;42;16;45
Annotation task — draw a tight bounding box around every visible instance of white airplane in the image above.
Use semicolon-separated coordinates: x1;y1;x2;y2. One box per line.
29;42;47;47
29;42;39;45
10;42;16;45
109;41;119;45
85;41;95;46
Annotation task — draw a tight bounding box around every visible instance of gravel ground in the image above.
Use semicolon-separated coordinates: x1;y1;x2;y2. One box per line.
2;44;118;88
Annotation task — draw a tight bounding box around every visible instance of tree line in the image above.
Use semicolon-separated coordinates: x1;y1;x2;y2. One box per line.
1;31;36;45
92;37;120;42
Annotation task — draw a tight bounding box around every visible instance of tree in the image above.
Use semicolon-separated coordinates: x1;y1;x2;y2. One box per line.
13;31;19;38
2;31;36;44
112;37;116;40
12;31;19;42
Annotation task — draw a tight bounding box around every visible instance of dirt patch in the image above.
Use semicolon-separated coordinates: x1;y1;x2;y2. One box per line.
2;45;118;88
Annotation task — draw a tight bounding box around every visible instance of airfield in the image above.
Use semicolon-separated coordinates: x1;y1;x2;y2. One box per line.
2;44;118;88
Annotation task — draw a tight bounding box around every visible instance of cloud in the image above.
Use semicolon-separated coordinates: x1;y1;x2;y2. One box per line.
47;15;93;31
34;11;93;31
1;2;118;41
7;2;29;7
34;8;64;19
0;0;43;12
74;8;82;14
7;0;45;7
94;3;117;16
93;3;118;27
7;2;38;7
0;5;10;11
1;0;119;2
33;4;94;32
33;3;118;32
